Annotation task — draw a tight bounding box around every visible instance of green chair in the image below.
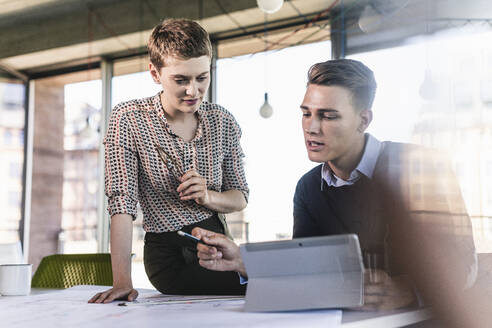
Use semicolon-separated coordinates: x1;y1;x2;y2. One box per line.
31;254;113;289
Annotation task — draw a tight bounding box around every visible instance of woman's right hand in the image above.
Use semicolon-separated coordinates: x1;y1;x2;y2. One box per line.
88;214;136;304
88;285;138;304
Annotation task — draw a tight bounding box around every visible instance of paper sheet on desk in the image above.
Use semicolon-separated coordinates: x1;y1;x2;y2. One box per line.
0;285;342;328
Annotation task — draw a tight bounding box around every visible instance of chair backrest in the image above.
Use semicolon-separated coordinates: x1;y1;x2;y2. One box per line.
31;254;113;289
0;241;24;265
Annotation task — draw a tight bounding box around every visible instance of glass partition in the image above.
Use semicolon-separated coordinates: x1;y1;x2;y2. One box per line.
111;58;160;288
349;26;492;252
216;40;332;242
0;80;25;243
62;73;102;253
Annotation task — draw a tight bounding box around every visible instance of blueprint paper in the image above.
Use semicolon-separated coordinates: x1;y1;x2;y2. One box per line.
0;285;342;328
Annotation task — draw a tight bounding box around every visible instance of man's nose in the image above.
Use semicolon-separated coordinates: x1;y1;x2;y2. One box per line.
306;117;321;134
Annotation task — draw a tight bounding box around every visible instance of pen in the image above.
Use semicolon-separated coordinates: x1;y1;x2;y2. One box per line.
177;230;210;246
154;143;182;180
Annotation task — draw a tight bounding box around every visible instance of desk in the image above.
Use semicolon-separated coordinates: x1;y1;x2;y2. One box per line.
342;308;431;327
0;286;430;328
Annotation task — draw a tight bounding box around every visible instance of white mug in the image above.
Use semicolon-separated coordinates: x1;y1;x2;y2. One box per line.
0;264;32;296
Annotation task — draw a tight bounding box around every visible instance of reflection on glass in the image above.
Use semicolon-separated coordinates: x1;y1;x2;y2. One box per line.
349;26;492;252
0;81;25;243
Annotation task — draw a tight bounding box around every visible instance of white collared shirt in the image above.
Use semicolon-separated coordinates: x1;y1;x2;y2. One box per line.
321;134;383;189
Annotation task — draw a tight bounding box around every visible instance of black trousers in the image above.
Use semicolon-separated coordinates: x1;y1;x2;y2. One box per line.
144;214;246;295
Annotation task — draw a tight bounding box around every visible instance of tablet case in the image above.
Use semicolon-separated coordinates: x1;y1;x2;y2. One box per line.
240;234;364;312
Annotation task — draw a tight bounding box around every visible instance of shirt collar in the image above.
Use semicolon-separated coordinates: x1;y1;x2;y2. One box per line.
321;133;382;189
153;91;204;142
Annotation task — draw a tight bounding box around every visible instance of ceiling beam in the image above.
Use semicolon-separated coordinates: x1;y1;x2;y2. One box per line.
0;63;29;82
0;0;258;60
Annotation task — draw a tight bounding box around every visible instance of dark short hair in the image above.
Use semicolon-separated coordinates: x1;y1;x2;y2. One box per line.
307;59;377;110
148;18;212;71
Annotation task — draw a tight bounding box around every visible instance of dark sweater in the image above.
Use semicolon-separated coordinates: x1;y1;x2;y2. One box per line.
292;142;476;279
293;165;390;270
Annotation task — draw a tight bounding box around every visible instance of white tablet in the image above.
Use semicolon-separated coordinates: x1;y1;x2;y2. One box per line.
240;234;364;312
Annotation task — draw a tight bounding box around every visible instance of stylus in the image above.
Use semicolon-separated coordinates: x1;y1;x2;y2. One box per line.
177;230;209;245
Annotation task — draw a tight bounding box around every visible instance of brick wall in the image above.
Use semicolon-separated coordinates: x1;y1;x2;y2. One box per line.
28;79;64;270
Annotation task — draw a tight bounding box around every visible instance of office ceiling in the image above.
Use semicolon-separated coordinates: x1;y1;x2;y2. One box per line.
0;0;354;76
0;0;490;78
0;0;62;16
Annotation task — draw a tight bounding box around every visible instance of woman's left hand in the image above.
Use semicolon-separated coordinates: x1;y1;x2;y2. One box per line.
177;169;210;206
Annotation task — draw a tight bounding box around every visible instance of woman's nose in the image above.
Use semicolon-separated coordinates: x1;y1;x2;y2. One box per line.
186;81;198;96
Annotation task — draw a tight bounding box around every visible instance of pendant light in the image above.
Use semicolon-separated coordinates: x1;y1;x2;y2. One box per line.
259;14;273;119
259;93;273;118
419;68;437;100
257;0;284;14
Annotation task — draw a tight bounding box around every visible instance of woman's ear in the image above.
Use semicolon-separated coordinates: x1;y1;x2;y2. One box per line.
149;63;161;84
358;109;373;133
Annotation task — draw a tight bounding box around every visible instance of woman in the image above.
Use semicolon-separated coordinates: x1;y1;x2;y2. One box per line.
89;19;248;303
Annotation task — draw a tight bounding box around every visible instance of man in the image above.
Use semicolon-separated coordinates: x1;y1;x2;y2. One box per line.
193;59;477;311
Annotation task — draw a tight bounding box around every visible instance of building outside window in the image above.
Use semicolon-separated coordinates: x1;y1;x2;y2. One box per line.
61;77;102;254
9;161;21;178
0;81;25;243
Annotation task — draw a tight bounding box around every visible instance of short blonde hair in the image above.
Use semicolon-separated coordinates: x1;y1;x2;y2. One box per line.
148;18;212;71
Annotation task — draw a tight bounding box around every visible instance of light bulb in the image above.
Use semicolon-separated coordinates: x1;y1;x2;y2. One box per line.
259;93;273;118
419;69;437;100
257;0;284;14
358;4;382;33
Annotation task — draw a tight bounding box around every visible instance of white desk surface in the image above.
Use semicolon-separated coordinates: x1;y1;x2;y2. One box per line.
0;286;431;328
342;308;431;327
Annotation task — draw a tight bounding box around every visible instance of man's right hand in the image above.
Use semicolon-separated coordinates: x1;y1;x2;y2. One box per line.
192;227;247;278
358;270;416;311
88;286;138;304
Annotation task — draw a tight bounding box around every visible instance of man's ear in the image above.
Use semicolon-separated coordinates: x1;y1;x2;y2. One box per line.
149;63;161;84
358;109;373;133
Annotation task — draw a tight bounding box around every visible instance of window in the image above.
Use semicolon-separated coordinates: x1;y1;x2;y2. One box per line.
62;75;102;254
1;83;24;110
0;80;25;243
24;71;103;260
9;162;21;178
111;56;161;289
19;130;24;146
217;40;332;242
3;129;12;145
349;27;492;252
487;161;492;206
8;191;21;207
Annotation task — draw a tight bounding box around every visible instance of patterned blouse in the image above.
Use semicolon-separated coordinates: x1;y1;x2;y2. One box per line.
103;92;249;232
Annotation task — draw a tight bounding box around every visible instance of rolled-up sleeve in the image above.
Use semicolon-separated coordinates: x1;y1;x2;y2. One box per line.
221;116;249;202
103;107;139;219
